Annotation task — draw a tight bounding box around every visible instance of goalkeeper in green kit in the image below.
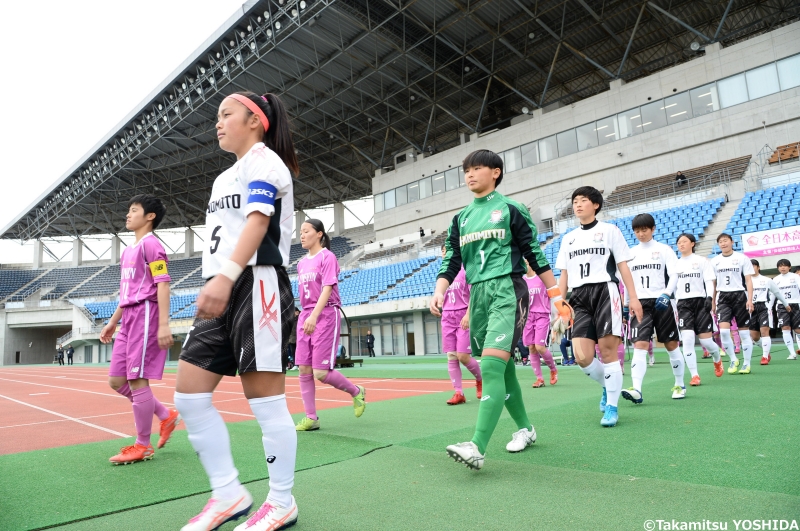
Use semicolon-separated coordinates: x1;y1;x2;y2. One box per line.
430;149;570;470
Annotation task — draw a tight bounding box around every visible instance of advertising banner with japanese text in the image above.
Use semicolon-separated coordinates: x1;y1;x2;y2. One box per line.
741;226;800;257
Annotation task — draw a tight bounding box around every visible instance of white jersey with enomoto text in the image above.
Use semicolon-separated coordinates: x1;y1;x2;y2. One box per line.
709;251;754;292
627;239;677;299
774;272;800;304
556;221;633;289
752;274;782;304
202;142;294;278
672;254;715;300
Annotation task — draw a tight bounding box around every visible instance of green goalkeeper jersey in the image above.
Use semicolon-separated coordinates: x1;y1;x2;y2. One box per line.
438;191;551;285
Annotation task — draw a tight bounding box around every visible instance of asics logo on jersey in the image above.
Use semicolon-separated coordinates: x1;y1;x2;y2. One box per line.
460;229;506;247
480;395;491;401
495;334;507;342
461;218;469;227
259;281;279;340
504;394;510;400
207;194;242;213
569;239;575;245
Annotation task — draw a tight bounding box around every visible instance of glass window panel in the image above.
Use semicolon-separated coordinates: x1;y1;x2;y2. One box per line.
458;166;466;186
664;92;692;125
381;324;393;355
617;108;642;138
689;83;719;116
393;323;407;356
395;185;407;206
718;74;749;108
407;181;420;202
538;135;558;162
556;130;578;157
503;147;522;172
576;123;598;151
778;54;800;90
424;317;441;354
595;115;619;145
746;63;780;100
640;100;668;132
445;168;460;191
521;141;539;167
418;176;432;199
432;173;446;195
374;193;384;213
383;188;395;209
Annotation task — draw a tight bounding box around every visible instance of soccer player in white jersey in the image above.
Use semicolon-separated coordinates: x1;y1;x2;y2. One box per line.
709;233;755;375
556;186;643;428
175;92;299;531
668;233;723;392
773;259;800;360
749;259;788;365
620;214;685;403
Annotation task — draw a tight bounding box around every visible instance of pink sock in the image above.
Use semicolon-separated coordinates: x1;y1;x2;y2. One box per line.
299;373;318;420
447;359;463;393
648;342;654;356
322;370;359;397
115;382;133;402
541;349;557;372
531;352;543;379
152;397;170;421
618;344;625;369
463;357;481;381
131;387;156;446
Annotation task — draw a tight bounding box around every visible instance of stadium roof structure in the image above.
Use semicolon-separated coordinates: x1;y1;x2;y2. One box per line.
3;0;798;242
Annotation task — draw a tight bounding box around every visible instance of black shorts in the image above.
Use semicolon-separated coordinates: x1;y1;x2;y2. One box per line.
629;298;681;344
180;265;294;376
776;303;800;330
677;298;714;334
749;302;774;331
570;282;623;342
715;291;752;328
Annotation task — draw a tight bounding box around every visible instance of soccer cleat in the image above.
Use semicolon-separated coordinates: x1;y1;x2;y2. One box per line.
506;426;537;453
789;353;798;360
353;385;366;418
649;358;655;366
768;354;772;362
719;348;727;358
671;386;686;399
157;409;181;449
760;356;769;365
532;378;545;388
447;392;466;405
690;375;701;386
109;443;154;465
714;361;724;377
621;388;643;404
294;417;320;431
182;490;254;531
600;405;618;427
446;441;484;470
728;359;740;374
599;388;607;412
550;369;558;386
739;364;751;375
475;379;482;399
234;496;298;531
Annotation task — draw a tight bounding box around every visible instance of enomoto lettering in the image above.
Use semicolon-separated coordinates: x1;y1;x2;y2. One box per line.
460;229;506;246
207;194;242;213
631;264;662;271
569;248;606;259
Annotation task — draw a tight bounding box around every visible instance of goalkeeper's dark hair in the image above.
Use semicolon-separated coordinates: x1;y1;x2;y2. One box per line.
462;149;504;188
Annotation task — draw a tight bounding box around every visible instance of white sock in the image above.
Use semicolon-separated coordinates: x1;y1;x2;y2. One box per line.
174;392;241;500
249;395;296;508
581;358;605;387
668;348;685;387
603;361;623;407
782;330;795;355
680;330;699;378
795;332;800;352
719;329;739;363
761;337;771;358
699;337;721;363
739;330;753;367
631;349;647;391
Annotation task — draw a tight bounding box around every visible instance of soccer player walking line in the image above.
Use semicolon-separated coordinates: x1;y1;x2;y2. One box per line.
523;260;558;389
749;259;788;365
773;259;800;360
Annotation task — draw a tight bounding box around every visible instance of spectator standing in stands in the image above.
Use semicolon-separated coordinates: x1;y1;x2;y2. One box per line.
365;330;376;357
66;346;74;365
419;227;425;238
675;171;687;187
57;344;64;365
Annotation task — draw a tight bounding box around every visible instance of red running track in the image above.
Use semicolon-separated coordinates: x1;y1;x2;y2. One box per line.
0;366;459;455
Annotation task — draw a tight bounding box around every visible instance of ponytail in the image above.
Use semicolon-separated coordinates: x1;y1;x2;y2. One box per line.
305;218;330;250
233;91;300;175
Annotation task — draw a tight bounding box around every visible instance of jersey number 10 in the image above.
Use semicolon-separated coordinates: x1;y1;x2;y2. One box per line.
579;263;591;279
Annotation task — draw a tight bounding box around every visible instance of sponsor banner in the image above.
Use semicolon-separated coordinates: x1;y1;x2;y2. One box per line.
742;226;800;257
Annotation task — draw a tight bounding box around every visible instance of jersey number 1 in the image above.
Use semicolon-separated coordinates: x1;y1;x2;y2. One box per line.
479;250;486;271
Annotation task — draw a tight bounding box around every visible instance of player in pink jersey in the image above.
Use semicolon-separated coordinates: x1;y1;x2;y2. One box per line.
523;260;557;388
294;219;366;431
100;195;179;465
440;245;482;405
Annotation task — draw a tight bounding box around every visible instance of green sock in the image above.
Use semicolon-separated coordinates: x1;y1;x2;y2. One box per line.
503;355;532;430
470;356;507;454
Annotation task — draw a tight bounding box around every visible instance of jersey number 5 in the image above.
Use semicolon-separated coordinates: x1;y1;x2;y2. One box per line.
210;226;222;254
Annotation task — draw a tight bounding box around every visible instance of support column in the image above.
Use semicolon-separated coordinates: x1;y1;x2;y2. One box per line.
413;312;426;356
33;240;44;269
294;210;306;243
184;228;194;258
71;239;83;267
110;235;121;265
333;202;345;236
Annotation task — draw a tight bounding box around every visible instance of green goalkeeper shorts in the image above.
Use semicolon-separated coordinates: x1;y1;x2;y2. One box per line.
469;276;530;356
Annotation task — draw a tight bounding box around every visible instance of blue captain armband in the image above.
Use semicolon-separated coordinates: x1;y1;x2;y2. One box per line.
248;181;277;206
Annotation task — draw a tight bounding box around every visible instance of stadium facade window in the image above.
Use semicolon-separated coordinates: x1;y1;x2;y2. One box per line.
538;135;558;162
617;108;642;138
745;63;780;100
445;168;460;190
432;173;445;195
503;147;522;172
419;176;432;198
395;184;408;206
556;130;578;157
640;100;668;132
384;188;396;209
717;73;749;108
576;123;598;151
374;193;384;213
458;166;466;185
407;182;420;202
664;92;692;125
521;141;539;167
689;83;719;116
777;54;800;90
595;115;619;145
424;315;442;354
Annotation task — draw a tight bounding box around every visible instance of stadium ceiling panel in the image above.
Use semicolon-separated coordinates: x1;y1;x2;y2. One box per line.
3;0;798;241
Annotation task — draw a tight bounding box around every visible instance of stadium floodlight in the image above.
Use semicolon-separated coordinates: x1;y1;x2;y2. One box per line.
230;40;235;46
521;107;529;114
690;41;701;51
239;31;245;38
410;95;416;100
209;77;215;85
157;104;163;110
464;66;470;72
235;53;241;62
263;11;270;19
300;1;307;8
250;42;256;50
266;29;273;37
182;82;187;89
291;8;298;17
275;21;282;30
528;32;535;39
247;25;252;32
257;16;262;22
200;67;206;74
222;65;228;72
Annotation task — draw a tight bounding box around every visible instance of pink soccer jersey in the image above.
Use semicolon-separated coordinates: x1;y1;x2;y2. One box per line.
297;248;341;310
119;233;171;308
443;267;470;311
525;274;549;315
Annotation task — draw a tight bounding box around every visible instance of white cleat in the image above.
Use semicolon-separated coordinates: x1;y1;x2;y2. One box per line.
182;489;253;531
788;354;798;360
446;441;485;470
234;496;298;531
671;386;686;399
506;426;537;453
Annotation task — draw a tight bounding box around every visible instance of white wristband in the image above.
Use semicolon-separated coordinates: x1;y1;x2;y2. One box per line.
219;260;244;282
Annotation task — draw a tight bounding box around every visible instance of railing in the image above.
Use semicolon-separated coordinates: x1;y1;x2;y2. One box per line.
57;325;106;346
8;282;57;302
757;141;800;170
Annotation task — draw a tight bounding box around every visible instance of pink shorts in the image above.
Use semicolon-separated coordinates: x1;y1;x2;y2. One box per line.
523;313;550;347
442;308;471;353
109;300;167;380
295;306;341;370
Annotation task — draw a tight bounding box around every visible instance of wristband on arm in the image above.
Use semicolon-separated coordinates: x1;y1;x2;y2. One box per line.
219;260;244;282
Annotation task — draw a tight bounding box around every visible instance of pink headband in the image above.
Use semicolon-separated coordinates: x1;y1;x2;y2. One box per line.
225;94;270;134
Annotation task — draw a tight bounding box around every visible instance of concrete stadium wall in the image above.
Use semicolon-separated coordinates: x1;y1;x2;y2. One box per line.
373;22;800;239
